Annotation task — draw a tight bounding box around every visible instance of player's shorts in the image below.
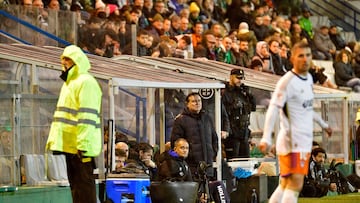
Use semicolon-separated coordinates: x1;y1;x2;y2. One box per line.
278;152;310;177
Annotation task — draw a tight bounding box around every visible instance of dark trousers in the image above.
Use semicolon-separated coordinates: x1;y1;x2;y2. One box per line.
65;153;96;203
233;138;250;158
225;129;250;159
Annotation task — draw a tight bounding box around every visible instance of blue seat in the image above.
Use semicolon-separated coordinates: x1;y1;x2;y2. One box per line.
106;178;151;203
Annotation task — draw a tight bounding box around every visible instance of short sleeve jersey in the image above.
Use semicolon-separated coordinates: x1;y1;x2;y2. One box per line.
271;71;315;154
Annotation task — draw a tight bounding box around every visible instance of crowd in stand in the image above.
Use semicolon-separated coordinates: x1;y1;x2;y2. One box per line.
3;0;360;91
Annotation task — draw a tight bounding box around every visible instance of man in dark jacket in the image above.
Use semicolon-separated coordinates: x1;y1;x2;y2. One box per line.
171;92;219;179
222;68;256;158
122;29;151;56
193;30;217;60
157;138;192;181
328;25;346;50
125;142;157;180
301;147;330;197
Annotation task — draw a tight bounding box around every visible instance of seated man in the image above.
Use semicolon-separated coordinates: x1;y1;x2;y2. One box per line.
114;148;127;173
115;141;129;159
156;138;211;203
301;147;330;197
125;142;157;179
157;138;192;181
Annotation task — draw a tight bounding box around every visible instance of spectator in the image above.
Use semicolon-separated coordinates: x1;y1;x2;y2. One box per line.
169;14;181;36
210;23;225;39
171;92;218;180
115;141;129;159
298;7;313;39
126;142;157;179
222;68;256;158
143;0;154;19
157;138;192;181
334;49;360;92
47;0;60;10
252;15;270;41
250;41;273;73
313;26;336;60
328;25;346;51
179;7;190;19
178;16;191;34
146;35;158;56
162;18;171;36
228;29;238;43
289;10;299;24
157;36;177;57
117;16;128;52
217;36;236;65
174;35;192;58
202;0;218;28
262;14;272;29
78;16;103;53
193;30;217;60
232;39;251;68
237;22;257;58
93;28;120;57
94;0;107;19
125;7;141;25
168;0;187;15
122;29;151;56
283;18;292;39
114;148;127;173
191;21;204;48
188;2;203;30
268;38;286;76
290;23;308;46
301;147;330;197
152;0;173;19
133;0;150;29
279;42;292;73
146;13;164;45
227;1;251;30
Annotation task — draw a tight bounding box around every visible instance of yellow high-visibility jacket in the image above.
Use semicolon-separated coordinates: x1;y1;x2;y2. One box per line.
46;45;102;157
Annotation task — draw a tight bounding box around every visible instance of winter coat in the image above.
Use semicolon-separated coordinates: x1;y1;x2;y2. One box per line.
334;61;355;87
313;31;336;54
46;45;102;157
170;108;218;177
157;150;193;181
221;83;256;139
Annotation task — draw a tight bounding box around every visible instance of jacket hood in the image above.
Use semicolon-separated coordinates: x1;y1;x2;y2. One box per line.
61;45;91;74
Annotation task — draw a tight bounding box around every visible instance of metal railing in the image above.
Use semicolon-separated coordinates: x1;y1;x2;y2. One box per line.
305;0;360;40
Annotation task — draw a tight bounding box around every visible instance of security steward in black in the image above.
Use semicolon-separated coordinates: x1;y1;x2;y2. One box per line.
222;68;256;158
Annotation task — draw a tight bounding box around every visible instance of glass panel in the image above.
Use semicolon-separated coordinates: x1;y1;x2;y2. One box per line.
114;87;147;142
0;98;14;186
0;5;77;46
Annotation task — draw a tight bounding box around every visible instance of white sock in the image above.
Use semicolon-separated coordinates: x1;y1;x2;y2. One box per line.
281;189;299;203
268;186;284;203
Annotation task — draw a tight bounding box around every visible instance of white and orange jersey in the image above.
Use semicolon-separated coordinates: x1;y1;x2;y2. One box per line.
261;71;328;154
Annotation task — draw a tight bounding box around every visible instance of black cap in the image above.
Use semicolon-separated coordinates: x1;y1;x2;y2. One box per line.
230;68;245;79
